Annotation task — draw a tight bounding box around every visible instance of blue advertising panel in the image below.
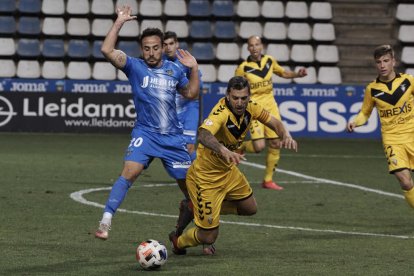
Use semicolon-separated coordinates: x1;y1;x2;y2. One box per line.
0;78;132;93
201;83;381;139
0;78;381;138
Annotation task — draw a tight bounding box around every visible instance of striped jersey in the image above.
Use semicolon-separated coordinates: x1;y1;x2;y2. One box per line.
122;56;188;134
354;73;414;144
235;54;285;104
163;55;201;116
197;97;271;171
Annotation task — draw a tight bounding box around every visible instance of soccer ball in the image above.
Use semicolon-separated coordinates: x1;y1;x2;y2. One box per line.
136;239;168;270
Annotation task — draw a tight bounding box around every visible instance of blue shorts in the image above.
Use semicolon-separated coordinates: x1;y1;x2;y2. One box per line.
124;128;191;180
178;102;199;145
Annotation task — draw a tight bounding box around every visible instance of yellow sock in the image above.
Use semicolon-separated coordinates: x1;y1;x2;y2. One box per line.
240;140;256;153
177;227;200;249
264;148;280;182
220;200;238;215
404;187;414;208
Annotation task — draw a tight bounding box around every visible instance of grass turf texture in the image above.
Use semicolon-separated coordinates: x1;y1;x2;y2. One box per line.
1;133;413;275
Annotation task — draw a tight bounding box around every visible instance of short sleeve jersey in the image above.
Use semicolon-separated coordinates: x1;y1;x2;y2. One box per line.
354;73;414;144
122;56;189;134
235;54;285;104
196;97;271;172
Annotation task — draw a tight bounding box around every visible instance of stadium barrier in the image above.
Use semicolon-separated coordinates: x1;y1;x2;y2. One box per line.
0;78;380;138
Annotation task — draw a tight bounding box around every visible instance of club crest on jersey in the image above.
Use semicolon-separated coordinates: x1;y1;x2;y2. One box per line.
166;69;173;76
204;119;213;126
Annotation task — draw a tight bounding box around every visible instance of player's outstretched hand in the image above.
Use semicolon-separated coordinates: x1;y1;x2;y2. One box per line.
220;148;246;165
177;49;198;69
347;122;356;132
116;5;137;23
297;68;307;77
280;136;298;152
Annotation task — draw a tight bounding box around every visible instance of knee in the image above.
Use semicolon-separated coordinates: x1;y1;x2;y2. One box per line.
121;162;144;183
395;173;414;191
253;144;265;153
401;181;413;191
197;228;219;244
240;206;257;216
237;204;257;216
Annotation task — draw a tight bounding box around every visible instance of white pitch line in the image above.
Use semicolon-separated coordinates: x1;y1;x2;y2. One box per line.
241;160;404;199
281;153;383;159
70;183;412;240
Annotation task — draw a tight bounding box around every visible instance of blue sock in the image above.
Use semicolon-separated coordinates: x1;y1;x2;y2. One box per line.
104;176;132;215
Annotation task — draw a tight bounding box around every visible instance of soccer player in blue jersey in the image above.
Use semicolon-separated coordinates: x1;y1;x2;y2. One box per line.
95;5;200;240
163;31;202;163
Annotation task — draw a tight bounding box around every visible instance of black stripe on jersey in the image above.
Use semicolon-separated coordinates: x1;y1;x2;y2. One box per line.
371;78;411;106
226;111;251;140
212;105;226;116
244;58;272;78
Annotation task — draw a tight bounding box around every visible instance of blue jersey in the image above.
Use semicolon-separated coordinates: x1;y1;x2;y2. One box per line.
122;56;188;134
164;55;202;116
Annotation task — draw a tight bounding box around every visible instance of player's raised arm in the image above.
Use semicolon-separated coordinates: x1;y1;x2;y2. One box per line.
177;49;200;99
101;5;137;69
280;67;308;79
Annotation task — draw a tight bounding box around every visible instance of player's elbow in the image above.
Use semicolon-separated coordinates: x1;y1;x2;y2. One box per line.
101;46;114;59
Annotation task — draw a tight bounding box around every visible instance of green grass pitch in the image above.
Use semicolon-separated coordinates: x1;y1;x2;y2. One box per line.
1;133;413;275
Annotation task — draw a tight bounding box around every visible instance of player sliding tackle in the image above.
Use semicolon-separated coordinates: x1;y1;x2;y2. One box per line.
169;76;298;255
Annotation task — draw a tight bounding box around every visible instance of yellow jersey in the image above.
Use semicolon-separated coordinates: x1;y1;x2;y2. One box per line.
354;73;414;144
195;97;271;173
235;54;285;104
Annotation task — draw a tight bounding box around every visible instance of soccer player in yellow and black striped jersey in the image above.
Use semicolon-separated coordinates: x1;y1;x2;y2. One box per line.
235;36;307;190
169;76;298;255
348;44;414;209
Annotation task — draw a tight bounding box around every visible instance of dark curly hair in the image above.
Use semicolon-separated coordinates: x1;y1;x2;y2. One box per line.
227;76;251;95
139;28;164;45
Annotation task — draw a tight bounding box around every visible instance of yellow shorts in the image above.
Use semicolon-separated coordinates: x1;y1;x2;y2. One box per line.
249;100;281;140
383;141;414;173
186;163;253;230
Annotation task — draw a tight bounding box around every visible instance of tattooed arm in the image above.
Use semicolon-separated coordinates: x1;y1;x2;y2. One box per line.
101;5;137;69
198;128;245;165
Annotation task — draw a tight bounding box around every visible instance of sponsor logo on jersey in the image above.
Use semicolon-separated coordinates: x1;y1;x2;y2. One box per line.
250;80;273;90
379;102;412;118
